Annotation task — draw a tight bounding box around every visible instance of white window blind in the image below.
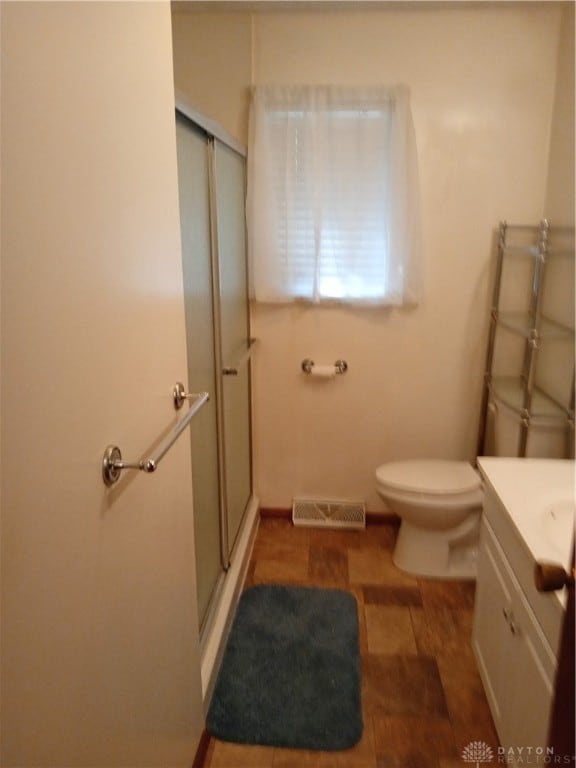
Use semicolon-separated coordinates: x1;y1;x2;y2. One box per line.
247;85;422;306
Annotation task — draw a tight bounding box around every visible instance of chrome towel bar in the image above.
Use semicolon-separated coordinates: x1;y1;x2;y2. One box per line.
102;389;209;486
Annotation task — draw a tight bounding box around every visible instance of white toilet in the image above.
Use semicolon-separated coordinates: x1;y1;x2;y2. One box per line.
375;459;483;579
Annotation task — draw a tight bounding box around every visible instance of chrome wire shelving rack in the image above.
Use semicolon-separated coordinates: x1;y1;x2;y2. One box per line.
477;220;575;458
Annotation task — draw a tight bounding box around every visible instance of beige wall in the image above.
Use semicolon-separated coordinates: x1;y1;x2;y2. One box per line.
171;10;252;145
1;3;203;765
249;6;562;510
537;1;575;428
170;5;570;509
544;2;575;227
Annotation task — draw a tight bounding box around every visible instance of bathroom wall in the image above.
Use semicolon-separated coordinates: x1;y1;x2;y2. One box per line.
535;0;575;453
1;3;203;765
169;4;565;511
171;9;252;145
544;2;575;228
250;5;563;510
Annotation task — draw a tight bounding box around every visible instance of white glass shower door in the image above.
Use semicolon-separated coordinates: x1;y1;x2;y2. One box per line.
175;114;222;628
176;115;253;630
213;140;253;559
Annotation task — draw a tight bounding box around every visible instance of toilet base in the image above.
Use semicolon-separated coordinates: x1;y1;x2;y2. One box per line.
392;515;480;579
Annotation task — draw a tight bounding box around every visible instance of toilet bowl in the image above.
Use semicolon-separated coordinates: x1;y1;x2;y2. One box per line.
375;459;483;579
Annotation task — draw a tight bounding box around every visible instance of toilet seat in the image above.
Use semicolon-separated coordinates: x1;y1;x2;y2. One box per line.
375;460;482;497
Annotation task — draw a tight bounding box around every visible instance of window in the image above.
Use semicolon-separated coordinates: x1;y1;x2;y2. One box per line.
247;85;422;306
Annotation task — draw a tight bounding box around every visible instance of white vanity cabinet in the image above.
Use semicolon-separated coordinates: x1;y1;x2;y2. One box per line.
473;518;556;751
472;458;574;762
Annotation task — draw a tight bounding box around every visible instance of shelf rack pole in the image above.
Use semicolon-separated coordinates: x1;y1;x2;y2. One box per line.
518;219;549;456
477;221;507;457
567;372;575;460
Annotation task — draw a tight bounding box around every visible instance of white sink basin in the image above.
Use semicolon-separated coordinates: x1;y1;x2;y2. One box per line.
478;458;575;571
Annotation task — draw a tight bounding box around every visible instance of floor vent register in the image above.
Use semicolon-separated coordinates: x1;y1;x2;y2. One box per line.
292;498;366;530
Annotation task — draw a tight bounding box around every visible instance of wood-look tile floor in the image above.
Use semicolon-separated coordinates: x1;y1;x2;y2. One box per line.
205;518;499;768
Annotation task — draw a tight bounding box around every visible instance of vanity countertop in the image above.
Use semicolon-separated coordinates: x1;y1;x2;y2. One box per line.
477;457;575;572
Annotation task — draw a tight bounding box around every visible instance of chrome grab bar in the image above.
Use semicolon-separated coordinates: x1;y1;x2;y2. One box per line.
102;389;209;486
222;337;257;376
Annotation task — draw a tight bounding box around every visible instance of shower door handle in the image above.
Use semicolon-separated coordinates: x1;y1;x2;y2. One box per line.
222;337;257;376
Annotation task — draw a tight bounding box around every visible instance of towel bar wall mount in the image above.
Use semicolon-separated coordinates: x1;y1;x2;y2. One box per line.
102;385;209;486
173;380;202;409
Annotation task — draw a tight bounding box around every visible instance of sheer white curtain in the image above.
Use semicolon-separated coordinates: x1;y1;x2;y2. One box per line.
247;85;422;306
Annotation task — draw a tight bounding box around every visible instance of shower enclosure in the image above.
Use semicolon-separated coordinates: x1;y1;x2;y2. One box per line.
175;104;256;668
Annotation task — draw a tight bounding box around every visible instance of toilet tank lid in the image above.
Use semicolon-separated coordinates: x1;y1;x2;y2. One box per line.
376;460;482;495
